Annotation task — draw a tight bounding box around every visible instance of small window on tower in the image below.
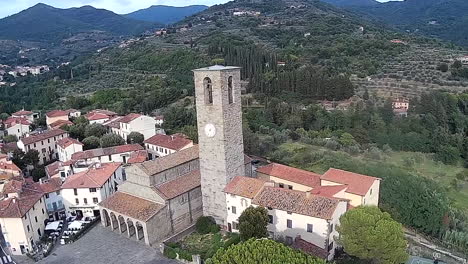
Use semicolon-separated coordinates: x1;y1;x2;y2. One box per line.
228;76;233;104
204;77;213;105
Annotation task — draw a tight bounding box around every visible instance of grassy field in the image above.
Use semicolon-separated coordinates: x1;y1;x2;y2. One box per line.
273;142;468;211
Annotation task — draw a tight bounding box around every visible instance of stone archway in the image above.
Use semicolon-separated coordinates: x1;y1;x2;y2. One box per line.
110;212;118;230
117;215;127;234
135;221;145;241
127;219;136;239
102;209;111;227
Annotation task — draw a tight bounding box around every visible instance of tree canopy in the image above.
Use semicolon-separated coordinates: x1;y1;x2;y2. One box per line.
206;238;326;264
126;132;144;144
238;206;269;241
100;134;125;148
337;206;408;264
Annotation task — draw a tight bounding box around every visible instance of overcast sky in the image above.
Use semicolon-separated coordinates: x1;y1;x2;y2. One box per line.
0;0;396;19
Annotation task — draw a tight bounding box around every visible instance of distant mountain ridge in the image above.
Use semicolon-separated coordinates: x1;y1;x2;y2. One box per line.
335;0;468;46
125;5;208;24
321;0;379;7
0;3;157;42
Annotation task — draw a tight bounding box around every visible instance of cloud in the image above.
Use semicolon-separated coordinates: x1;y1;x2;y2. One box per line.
0;0;229;18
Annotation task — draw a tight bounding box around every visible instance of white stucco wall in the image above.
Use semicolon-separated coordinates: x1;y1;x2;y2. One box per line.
58;143;83;162
19;133;69;165
0;197;48;255
118;116;157;140
62;167;123;218
7;124;30;139
362;180;380;206
45;191;64;215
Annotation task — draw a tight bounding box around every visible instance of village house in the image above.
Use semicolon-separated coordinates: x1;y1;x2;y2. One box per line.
38;178;64;221
154;115;164;127
11;110;38;123
257;163;380;208
144;134;193;160
17;129;69;165
86;112;110;125
45;110;69;126
71;144;145;165
224;176;347;261
61;163;123;218
45;160;74;180
392;98;409;117
4;117;31;139
0;178;48;255
57;137;83;162
48;119;73;130
110;113;158;141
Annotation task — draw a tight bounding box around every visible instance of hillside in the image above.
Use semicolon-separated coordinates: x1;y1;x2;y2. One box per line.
125;5;208;24
347;0;468;46
321;0;378;7
0;4;156;42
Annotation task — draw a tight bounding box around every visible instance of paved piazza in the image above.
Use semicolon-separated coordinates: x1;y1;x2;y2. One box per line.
13;225;178;264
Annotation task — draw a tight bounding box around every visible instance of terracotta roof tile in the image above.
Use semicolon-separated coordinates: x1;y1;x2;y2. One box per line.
0;162;21;174
293;237;328;259
127;150;148;164
4;117;31;127
252;187;340;220
62;163;121;189
321;168;380;196
39;178;62;193
49;119;73;129
46;110;68;118
153;170;200;200
136;145;199;176
20;129;67;145
86;109;117;117
86;113;109;121
256;163;321;188
144;134;193;151
224;176;266;199
310;185;348;198
57;137;83;149
99;192;165;222
119;113;142;123
12;110;33;116
0;179;44;218
103;116;123;128
71;144;144;161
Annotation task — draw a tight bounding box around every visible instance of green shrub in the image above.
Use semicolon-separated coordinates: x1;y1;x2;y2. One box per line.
164;247;177;259
210;224;220;234
223;233;241;249
166;242;180;248
196;216;215;234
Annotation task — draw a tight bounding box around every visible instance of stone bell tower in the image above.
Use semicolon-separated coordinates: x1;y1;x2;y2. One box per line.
193;65;245;226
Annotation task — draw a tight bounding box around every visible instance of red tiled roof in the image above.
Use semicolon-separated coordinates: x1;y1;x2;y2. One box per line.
12;110;33;116
49;119;73;129
45;161;61;177
99;192;165;221
71;144;144;160
0;179;44;218
252;187;341;220
57;137;83;149
256;163;321;188
310;185;348;198
86;113;109;121
87;109;117;117
4;117;31;127
0;161;21;173
119;113;141;123
20;129;67;145
0;194;43;218
293;237;328;259
62;163;121;189
144;134;193;151
103;116;123;129
136;145;199;176
46;110;68;118
321;168;380;196
154;170;201;200
40;178;62;193
128;150;148;164
224;176;266;199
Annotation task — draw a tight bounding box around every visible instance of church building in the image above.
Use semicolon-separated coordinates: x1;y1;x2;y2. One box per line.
98;65;380;260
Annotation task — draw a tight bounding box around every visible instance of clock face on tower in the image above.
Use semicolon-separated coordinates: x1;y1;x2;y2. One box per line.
204;123;216;138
